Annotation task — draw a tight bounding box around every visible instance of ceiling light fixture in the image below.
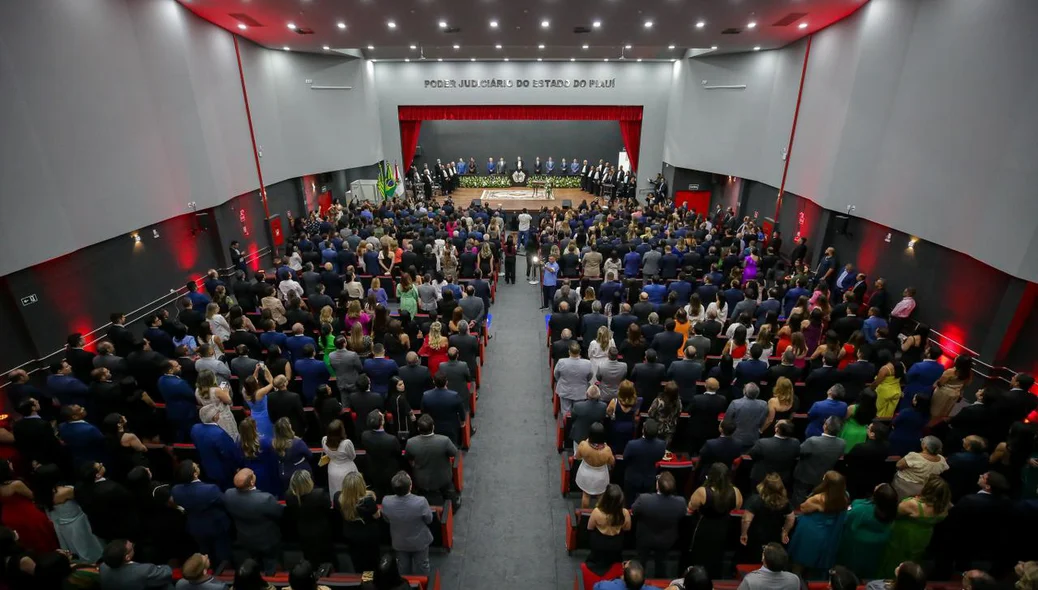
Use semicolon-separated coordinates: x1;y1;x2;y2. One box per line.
367;45;374;50
592;20;602;28
644;21;653;28
747;21;757;29
637;58;643;62
570;58;575;62
438;58;443;62
287;23;296;30
490;20;499;28
504;58;509;62
410;44;417;50
753;46;761;51
711;45;718;50
798;22;808;29
282;46;290;51
696;21;705;29
537;58;543;62
668;44;675;49
624;44;632;49
604;58;609;62
438;21;447;29
470;58;476;62
541;20;550;28
404;58;410;62
322;45;330;50
538;44;545;49
582;44;589;50
237;23;247;30
371;59;377;62
387;20;397;29
495;44;502;49
453;44;460;49
337;22;346;29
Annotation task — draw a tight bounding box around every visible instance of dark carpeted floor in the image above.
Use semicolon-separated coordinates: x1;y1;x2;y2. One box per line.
430;257;584;589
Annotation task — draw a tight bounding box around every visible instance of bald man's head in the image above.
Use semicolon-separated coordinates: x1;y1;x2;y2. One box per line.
233;469;255;490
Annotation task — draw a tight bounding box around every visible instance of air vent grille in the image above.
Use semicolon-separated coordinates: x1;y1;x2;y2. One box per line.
772;12;808;26
294;27;315;35
229;13;263;27
445;27;462;34
721;28;741;35
573;26;592;34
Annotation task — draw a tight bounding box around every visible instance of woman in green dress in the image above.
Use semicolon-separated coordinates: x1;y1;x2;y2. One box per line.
877;476;951;578
840;389;878;451
397;273;420;317
836;483;899;579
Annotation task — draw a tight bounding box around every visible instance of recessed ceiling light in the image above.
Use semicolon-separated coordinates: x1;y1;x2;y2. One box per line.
495;44;502;49
696;21;705;29
711;45;718;50
367;45;374;50
282;46;290;51
504;58;509;62
453;44;460;49
570;58;575;62
438;20;447;29
624;44;632;49
404;58;410;62
287;23;296;30
537;58;543;62
409;44;417;50
637;58;643;62
798;22;808;29
582;44;589;50
541;20;550;28
592;20;602;28
371;59;376;62
337;22;346;29
538;44;545;49
668;44;675;49
438;58;443;62
604;58;609;62
387;21;397;29
237;23;247;30
470;58;476;62
322;45;330;51
753;46;761;51
490;20;499;28
747;21;757;29
644;21;653;28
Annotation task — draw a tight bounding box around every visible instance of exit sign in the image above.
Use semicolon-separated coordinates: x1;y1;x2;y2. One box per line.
20;294;38;307
688;184;701;190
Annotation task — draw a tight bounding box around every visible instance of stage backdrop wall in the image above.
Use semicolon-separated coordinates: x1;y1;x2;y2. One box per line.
415;120;624;176
373;62;673;195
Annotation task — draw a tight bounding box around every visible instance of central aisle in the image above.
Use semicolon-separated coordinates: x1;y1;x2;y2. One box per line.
431;258;584;589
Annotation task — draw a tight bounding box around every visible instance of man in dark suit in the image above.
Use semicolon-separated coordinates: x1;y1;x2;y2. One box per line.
405;415;461;507
698;310;724;351
295;344;331;404
361;411;402;498
436;349;473;413
471;271;493;314
782;278;811;317
687;378;729;450
686;324;712;363
767;349;802;391
942;435;992;501
75;461;138;542
632;292;655;324
347;375;385;435
551;329;577;363
843;421;891;499
399;352;433;410
734;344;769;393
126;339;167;396
267;375;306;437
191;406;244;490
176;297;205;337
696;277;719;307
936;471;1014;575
421;374;467;445
225;317;262;359
610;304;639;348
668;347;705;407
579;302;609;351
106;312;136;358
832;303;865;343
141;315;176;359
838;347;876;402
13;398;67;468
57;405;106;470
549;301;580;343
283;323;317;363
449;323;480;378
65;333;96;383
170;460;232;566
868;278;891;318
755;289;782;329
792;416;847;504
307;284;335;321
805;384;848;438
748;420;801;488
319;263;343;300
622;419;667;503
232;270;258;311
803;352;840;407
697;419;741;482
46;359;90;408
223;468;283;574
631;349;668;402
990;373;1037;435
569;386;607;448
98;540;174;589
650;320;685;369
630;471;686;579
458;248;478;278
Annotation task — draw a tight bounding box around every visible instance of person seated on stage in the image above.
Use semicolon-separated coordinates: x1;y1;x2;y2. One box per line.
486;157;495;175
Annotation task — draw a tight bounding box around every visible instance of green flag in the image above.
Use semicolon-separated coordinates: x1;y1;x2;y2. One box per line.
377;161;397;201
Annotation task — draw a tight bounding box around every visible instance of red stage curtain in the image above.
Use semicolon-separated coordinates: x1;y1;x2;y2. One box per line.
398;105;643;122
618;120;641;173
399;120;422;169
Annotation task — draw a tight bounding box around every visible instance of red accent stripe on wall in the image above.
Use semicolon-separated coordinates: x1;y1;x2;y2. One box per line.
233;35;271;221
773;35;813;222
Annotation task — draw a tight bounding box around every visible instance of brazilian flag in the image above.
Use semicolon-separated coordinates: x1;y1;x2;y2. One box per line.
377;161;397;201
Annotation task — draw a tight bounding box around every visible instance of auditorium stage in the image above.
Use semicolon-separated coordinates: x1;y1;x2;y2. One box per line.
446;187;589;211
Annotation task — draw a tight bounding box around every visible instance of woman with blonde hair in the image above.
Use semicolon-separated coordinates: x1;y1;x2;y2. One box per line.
343;300;371;335
195;369;238;441
441;247;458;281
335;472;382;573
239;417;280;496
578;287;596;316
318;305;336;330
762;377;796;434
206;302;231;342
261;284;287;326
368;277;389;308
587;325;615;377
284;470;334;567
397;273;419;316
346;322;372;357
273;417;312;491
739;473;795;562
478;242;494;277
419;321;449;376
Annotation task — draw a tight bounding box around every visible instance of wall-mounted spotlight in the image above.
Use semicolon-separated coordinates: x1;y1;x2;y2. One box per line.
152;229;160;239
907;237;917;249
132;233;141;243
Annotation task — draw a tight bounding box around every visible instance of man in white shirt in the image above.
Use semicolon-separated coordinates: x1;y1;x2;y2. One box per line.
889;286;917;336
278;274;303;302
517;208;533;247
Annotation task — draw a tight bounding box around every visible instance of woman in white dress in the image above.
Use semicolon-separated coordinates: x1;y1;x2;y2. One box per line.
587;326;616;380
573;423;614;509
195;369;239;441
322;419;358;500
205;302;231;342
